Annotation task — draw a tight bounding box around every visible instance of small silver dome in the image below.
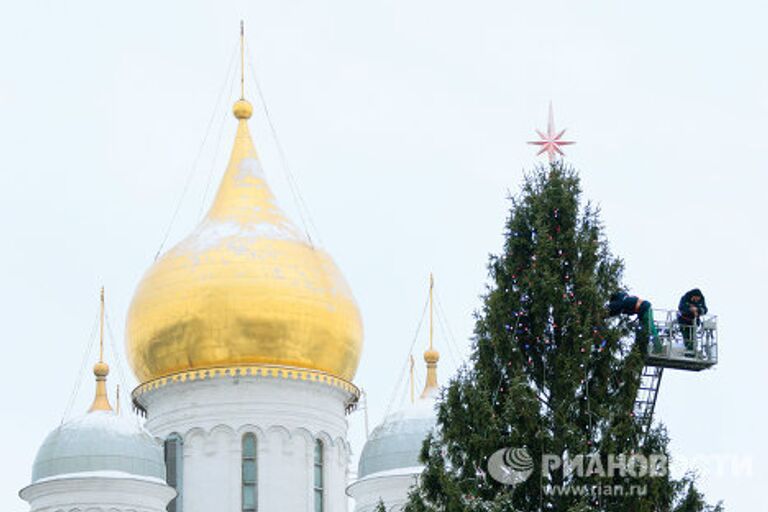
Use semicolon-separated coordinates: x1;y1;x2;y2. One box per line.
358;397;438;478
32;411;165;482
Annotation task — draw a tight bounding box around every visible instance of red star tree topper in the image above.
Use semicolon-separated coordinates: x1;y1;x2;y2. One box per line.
528;102;575;163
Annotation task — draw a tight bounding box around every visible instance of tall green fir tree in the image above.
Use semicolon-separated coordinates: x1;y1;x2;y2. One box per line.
404;163;719;511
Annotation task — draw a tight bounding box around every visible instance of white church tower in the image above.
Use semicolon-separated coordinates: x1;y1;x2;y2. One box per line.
123;25;364;512
20;290;176;512
347;276;441;512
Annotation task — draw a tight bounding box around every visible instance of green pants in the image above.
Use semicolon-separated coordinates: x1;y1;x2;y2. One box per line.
680;321;696;351
640;309;662;354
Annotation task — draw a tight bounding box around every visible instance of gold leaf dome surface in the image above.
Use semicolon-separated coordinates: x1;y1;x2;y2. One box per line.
126;102;363;383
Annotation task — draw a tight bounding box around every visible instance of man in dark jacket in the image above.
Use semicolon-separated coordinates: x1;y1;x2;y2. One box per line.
677;288;708;350
608;291;660;353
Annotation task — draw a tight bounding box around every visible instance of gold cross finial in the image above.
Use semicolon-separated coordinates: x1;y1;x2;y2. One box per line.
99;286;105;363
421;274;440;399
429;273;434;351
233;21;253;120
240;20;245;100
90;287;113;412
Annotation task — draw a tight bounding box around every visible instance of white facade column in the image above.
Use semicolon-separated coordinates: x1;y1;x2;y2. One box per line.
328;440;352;512
184;425;239;511
136;371;355;512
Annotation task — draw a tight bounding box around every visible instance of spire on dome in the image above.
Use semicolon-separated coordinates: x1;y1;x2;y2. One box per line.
420;274;440;399
210;20;290;227
125;21;363;386
233;20;253;121
89;287;112;412
240;20;245;100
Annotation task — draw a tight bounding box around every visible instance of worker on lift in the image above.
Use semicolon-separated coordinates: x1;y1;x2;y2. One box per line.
677;288;708;351
608;291;661;353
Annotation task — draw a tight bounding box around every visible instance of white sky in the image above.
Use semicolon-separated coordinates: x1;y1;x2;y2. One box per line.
1;1;766;510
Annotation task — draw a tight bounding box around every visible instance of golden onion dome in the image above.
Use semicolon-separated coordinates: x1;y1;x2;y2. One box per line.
125;99;363;384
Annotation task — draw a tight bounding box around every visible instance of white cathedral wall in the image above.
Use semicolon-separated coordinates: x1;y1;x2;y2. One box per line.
19;475;175;512
138;373;354;512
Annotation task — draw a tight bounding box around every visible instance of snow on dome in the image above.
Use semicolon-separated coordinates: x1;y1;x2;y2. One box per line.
31;410;165;483
357;396;438;479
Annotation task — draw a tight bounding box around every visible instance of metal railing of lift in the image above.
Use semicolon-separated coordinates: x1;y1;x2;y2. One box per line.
647;310;718;370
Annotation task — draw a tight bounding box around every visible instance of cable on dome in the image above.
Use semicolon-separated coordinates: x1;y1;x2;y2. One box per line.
401;364;425;411
384;294;430;419
433;295;460;370
105;311;132;413
199;51;240;219
153;41;239;261
244;41;320;247
435;289;467;361
198;107;232;219
61;306;100;424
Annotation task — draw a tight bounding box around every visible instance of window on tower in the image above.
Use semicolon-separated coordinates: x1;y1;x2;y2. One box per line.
313;439;324;512
242;433;258;512
164;433;184;512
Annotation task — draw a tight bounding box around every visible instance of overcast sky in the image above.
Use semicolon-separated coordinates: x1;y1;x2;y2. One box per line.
1;1;766;509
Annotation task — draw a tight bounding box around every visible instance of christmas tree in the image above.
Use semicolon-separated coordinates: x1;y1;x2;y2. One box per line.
404;163;719;511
